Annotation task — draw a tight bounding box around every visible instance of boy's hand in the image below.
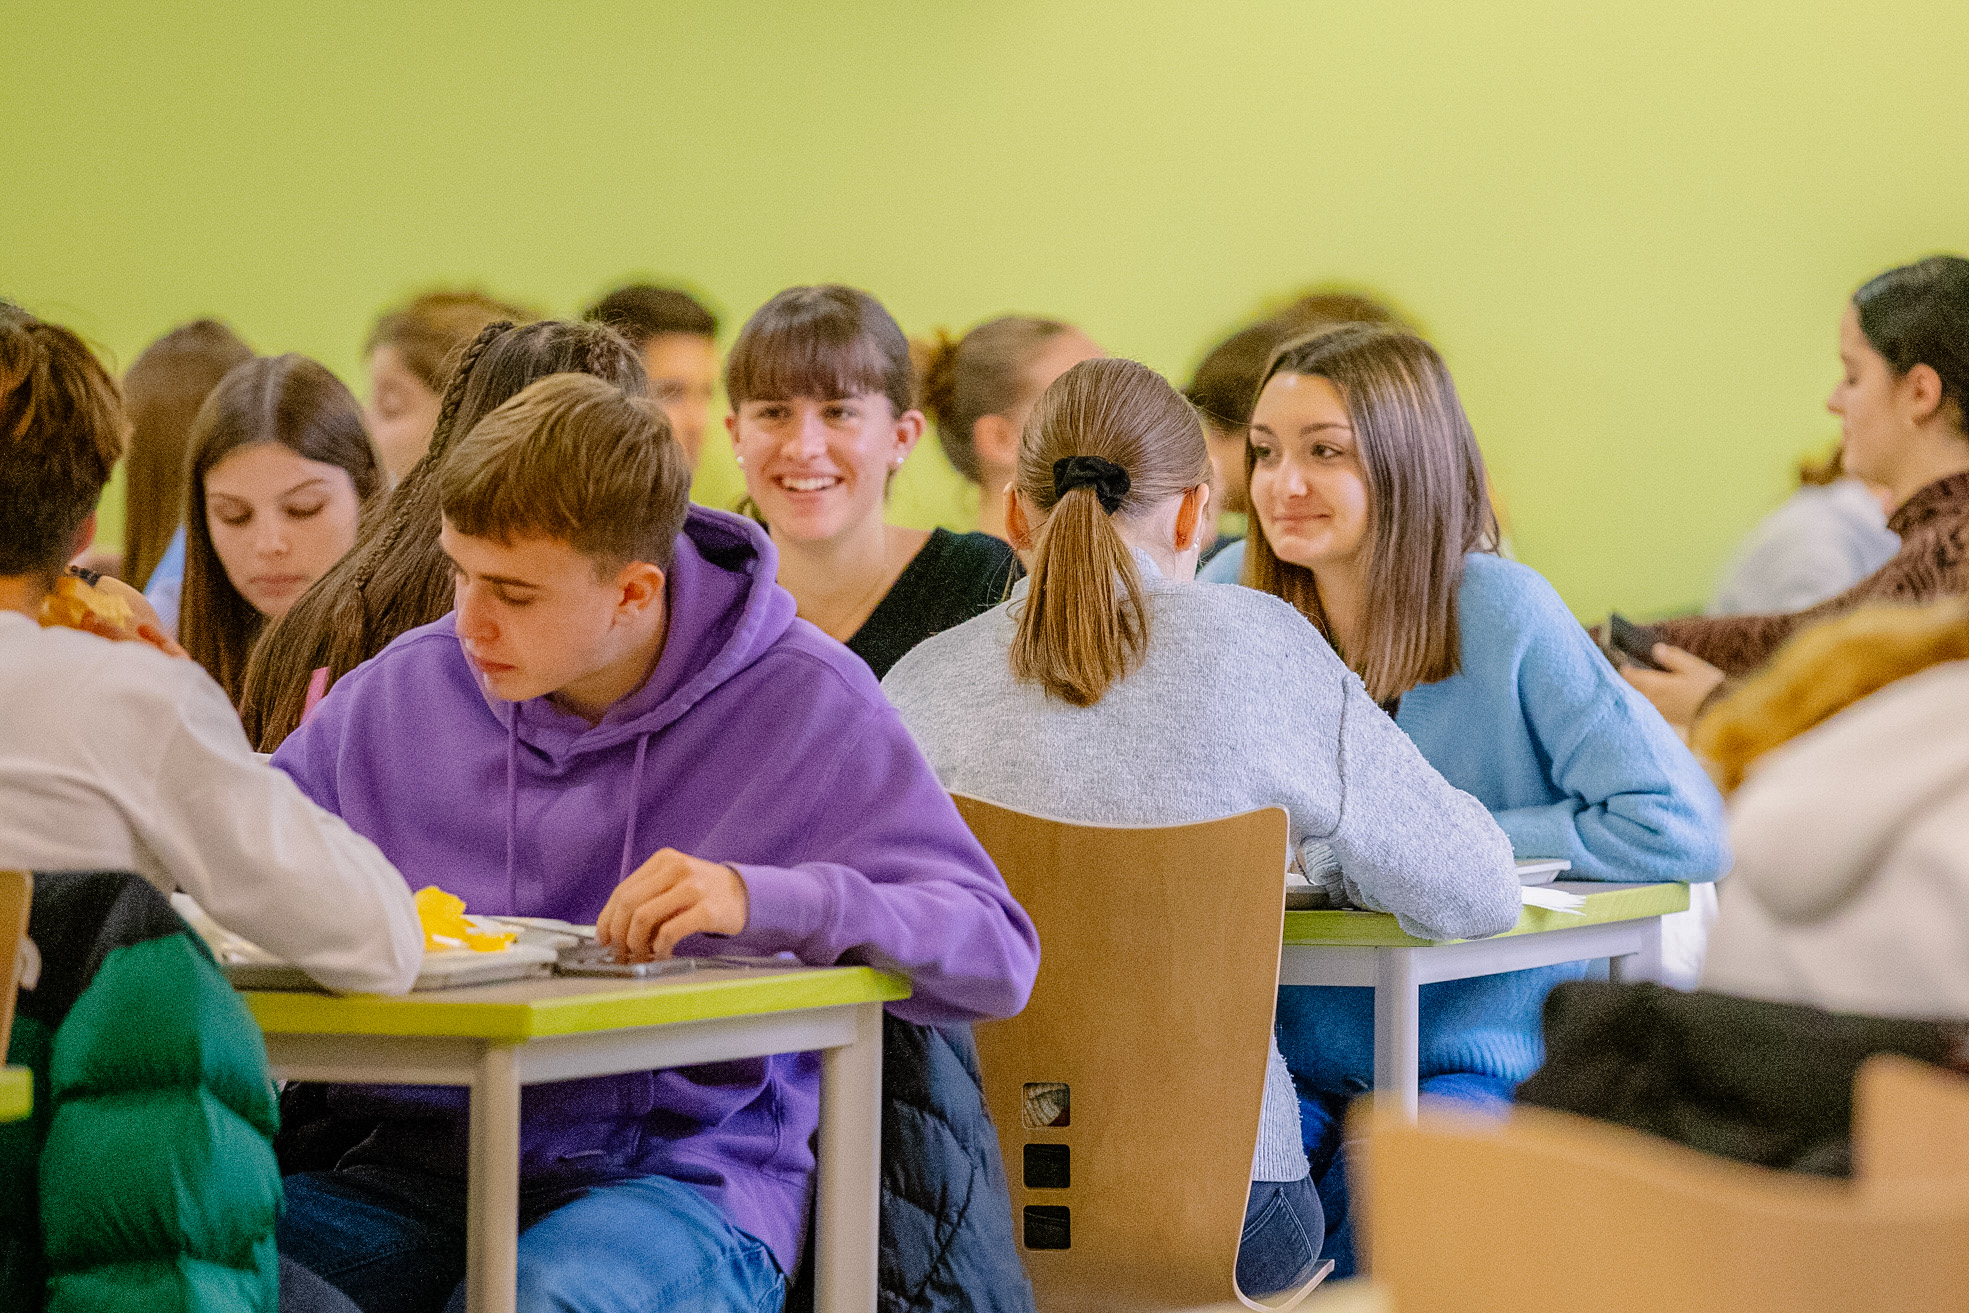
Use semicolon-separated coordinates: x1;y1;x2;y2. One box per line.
597;849;751;961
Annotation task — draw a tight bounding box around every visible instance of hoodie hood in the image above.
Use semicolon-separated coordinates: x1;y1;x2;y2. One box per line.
1731;660;1969;923
483;506;797;764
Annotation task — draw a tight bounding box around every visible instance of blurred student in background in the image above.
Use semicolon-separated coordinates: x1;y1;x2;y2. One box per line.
1242;324;1727;1276
726;285;1019;679
363;289;533;480
1627;255;1969;728
1192;292;1401;580
177;354;383;704
916;314;1102;541
884;356;1519;1301
122;319;254;607
1707;444;1897;616
584;283;720;465
239;319;645;749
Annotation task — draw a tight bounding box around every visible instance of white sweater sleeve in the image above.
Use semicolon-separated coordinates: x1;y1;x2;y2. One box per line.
133;666;424;995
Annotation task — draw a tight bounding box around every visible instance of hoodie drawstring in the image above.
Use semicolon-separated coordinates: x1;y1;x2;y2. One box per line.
505;705;520;913
619;733;651;883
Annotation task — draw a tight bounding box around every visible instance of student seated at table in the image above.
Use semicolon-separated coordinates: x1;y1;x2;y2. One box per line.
0;304;422;997
881;357;1520;1300
271;373;1038;1313
915;314;1102;542
583;282;721;466
238;318;646;750
726;285;1020;679
1623;255;1969;730
175;355;385;702
362;288;535;481
1234;324;1728;1275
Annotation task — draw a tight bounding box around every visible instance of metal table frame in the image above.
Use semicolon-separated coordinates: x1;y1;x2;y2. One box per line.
1278;882;1687;1118
249;970;901;1313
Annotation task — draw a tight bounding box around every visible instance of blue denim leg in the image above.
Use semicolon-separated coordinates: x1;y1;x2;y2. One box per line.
1237;1176;1327;1298
1295;1073;1515;1279
280;1168;470;1313
448;1175;785;1313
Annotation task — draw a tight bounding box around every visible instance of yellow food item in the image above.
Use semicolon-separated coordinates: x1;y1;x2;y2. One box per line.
413;886;517;953
38;575;134;632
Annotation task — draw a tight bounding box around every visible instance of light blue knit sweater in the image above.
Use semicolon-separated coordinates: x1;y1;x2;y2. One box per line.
882;552;1521;1179
1270;551;1732;1091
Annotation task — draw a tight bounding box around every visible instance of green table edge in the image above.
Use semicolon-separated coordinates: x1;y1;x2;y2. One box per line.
0;1066;29;1123
1283;881;1692;948
244;965;910;1041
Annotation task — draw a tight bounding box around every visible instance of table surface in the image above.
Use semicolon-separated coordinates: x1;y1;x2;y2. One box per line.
0;1065;29;1123
1283;881;1690;948
243;963;909;1041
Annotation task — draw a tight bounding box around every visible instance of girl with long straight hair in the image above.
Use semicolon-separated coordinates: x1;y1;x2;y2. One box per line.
179;355;382;705
1239;323;1727;1276
884;356;1520;1301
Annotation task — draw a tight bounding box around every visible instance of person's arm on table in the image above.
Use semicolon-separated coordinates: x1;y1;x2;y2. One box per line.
1500;621;1730;884
144;666;423;994
602;718;1039;1027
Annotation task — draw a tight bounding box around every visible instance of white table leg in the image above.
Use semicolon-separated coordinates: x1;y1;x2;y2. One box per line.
1609;915;1665;985
465;1043;522;1313
814;1002;884;1313
1373;948;1420;1120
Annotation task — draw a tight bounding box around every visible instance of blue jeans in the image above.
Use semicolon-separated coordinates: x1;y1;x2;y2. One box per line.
1299;1072;1513;1278
1239;1176;1327;1298
279;1166;785;1313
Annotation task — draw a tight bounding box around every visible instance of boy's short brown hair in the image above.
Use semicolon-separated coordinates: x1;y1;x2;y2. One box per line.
439;373;691;572
0;307;129;578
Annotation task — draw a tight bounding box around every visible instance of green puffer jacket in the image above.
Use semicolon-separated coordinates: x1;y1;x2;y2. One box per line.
1;870;281;1312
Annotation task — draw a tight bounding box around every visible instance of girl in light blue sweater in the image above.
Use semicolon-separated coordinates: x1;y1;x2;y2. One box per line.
884;358;1521;1301
1237;324;1729;1276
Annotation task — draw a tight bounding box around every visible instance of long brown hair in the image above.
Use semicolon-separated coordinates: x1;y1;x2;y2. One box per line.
1243;324;1498;702
917;316;1075;484
725;285;914;418
1010;358;1211;706
181;355;383;704
121;320;253;589
237;319;646;749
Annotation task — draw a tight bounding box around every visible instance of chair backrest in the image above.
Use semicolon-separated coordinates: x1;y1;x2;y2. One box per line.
1360;1055;1969;1312
952;795;1291;1313
0;870;29;1058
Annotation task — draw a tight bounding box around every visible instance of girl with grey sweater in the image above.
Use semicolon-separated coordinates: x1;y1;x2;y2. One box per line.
882;357;1520;1298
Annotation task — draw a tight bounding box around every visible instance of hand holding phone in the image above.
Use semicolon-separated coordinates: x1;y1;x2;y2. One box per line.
1605;613;1667;671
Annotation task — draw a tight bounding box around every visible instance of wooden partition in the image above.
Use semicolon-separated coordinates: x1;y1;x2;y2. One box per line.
954;797;1320;1312
0;870;30;1058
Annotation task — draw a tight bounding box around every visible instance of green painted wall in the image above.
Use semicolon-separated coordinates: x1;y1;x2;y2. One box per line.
6;0;1965;617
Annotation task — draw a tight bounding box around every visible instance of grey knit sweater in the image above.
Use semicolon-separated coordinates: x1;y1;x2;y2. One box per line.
882;553;1520;1181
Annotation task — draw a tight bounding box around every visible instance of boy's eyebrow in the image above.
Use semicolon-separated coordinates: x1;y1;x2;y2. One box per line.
440;552;542;589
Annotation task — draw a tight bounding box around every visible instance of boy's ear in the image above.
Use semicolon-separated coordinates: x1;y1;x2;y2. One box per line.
615;561;667;617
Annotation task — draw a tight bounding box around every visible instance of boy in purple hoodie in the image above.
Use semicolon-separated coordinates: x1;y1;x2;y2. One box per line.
272;374;1039;1313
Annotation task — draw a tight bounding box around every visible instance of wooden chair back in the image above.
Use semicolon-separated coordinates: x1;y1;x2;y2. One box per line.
1360;1053;1969;1312
0;870;31;1057
952;796;1297;1313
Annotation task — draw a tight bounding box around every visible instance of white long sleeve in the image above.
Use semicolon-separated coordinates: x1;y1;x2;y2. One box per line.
0;612;422;994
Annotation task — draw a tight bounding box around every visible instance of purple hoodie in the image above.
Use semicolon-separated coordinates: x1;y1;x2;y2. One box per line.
272;507;1039;1273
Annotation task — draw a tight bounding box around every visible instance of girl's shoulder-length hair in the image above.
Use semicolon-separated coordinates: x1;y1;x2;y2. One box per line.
1242;322;1498;702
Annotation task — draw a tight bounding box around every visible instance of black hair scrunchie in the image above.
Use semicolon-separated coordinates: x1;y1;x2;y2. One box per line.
1052;455;1131;514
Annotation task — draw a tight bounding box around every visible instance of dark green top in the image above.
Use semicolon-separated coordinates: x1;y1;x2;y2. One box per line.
847;529;1021;680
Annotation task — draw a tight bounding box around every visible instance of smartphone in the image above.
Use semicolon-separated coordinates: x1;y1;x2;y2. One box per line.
1606;613;1667;671
555;941;704;978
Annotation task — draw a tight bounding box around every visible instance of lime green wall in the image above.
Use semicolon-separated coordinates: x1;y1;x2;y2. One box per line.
7;0;1966;617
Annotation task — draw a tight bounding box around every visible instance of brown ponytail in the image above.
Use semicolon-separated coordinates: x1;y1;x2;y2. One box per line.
1009;358;1210;706
917;316;1075;485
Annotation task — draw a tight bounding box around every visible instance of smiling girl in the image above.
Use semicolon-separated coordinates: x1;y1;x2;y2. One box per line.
179;355;382;703
1241;323;1727;1275
725;286;1019;678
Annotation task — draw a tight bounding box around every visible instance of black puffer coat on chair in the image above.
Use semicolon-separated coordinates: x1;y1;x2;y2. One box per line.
787;1015;1035;1313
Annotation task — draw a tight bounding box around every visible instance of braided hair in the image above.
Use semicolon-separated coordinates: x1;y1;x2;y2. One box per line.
238;319;647;749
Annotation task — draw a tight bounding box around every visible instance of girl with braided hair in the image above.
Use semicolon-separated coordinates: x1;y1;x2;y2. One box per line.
238;319;646;750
